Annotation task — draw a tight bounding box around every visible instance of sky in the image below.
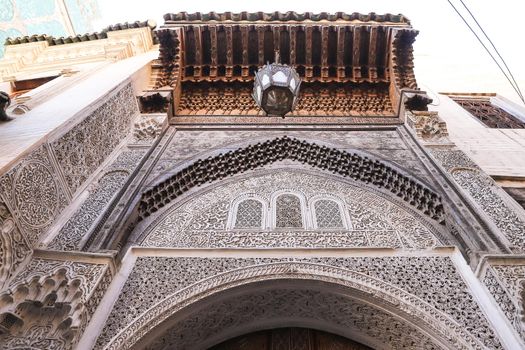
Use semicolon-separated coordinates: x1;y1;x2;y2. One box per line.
94;0;525;106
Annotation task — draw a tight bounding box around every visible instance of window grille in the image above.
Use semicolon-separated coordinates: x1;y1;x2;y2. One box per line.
234;199;263;228
452;97;525;129
275;194;303;228
314;199;344;228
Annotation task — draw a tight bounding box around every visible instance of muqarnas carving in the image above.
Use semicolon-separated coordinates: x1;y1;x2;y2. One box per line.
0;259;109;350
138;136;444;224
140;171;442;249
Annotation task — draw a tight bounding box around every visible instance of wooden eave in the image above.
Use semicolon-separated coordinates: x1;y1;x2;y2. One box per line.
151;12;423;121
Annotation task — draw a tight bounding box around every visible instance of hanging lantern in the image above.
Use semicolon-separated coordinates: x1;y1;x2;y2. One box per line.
252;59;301;118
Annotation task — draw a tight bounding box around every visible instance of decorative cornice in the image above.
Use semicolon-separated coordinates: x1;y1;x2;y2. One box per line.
163;11;411;25
4;20;157;46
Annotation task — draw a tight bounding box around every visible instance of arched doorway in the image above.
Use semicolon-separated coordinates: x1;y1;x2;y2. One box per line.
112;268;489;350
209;327;373;350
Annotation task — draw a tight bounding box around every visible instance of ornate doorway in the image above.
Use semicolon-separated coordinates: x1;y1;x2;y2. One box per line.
209;327;373;350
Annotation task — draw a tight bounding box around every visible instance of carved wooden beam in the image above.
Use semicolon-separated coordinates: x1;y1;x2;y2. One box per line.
241;25;249;77
305;26;313;79
165;19;418;89
273;25;280;62
257;26;265;65
225;25;233;77
209;25;218;78
337;26;345;80
193;26;202;78
289;26;296;66
368;26;378;82
352;27;361;81
321;26;329;79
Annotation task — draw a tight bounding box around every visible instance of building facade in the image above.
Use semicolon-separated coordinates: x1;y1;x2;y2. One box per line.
1;11;525;350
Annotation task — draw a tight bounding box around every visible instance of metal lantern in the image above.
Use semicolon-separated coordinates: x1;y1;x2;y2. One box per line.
252;60;301;118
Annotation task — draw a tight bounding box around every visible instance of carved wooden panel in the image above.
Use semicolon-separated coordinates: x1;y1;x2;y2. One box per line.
177;82;394;117
210;328;372;350
451;97;525;129
179;23;395;84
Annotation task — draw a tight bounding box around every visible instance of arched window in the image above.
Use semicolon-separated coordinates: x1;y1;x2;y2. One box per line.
313;199;345;229
234;199;264;229
275;194;303;228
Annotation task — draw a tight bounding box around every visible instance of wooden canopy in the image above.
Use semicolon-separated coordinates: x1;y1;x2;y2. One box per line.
149;12;424;122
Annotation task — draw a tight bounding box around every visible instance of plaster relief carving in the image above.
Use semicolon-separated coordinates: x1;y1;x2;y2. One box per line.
132;116;163;144
48;148;147;251
483;264;525;340
140;171;442;249
146;129;428;184
146;288;442;350
48;171;129;251
96;256;500;350
407;111;448;140
51;83;138;194
430;149;525;250
233;199;264;229
139;136;444;223
14;161;59;227
0;145;69;246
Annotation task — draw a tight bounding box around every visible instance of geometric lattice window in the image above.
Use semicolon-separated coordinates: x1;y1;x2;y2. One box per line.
275;194;303;228
451;97;525;129
314;199;344;229
234;199;263;229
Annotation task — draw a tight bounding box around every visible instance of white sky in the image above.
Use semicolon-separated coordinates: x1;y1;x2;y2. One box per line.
95;0;525;106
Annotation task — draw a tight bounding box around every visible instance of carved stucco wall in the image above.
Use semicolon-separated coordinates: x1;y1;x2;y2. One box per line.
51;83;138;196
138;169;445;249
482;262;525;341
47;149;148;251
429;147;525;251
95;256;502;350
0;199;30;289
406;112;525;344
44;112;166;252
0;81;138;288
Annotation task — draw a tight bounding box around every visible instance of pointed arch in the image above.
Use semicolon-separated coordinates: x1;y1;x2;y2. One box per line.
102;262;487;350
138;136;444;224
